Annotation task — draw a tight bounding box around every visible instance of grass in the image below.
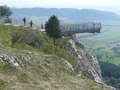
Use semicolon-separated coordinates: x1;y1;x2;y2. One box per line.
0;24;112;90
0;79;7;90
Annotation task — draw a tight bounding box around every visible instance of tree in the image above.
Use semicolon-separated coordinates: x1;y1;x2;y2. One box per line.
0;5;12;18
45;15;61;45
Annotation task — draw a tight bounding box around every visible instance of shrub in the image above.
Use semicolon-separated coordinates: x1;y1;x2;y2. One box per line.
0;80;7;90
75;42;84;49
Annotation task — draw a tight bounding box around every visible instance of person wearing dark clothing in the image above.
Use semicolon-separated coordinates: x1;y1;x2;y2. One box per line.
30;20;33;27
23;17;26;26
41;24;44;29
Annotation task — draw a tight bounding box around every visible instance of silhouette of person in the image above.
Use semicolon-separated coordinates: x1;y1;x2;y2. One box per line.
23;17;26;26
41;24;44;29
30;20;33;27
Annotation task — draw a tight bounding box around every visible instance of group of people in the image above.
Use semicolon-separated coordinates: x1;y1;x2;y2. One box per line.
23;17;33;27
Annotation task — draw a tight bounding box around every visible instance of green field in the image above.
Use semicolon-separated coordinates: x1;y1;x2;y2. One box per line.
77;25;120;65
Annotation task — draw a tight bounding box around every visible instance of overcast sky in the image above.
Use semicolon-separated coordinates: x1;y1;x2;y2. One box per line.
1;0;120;13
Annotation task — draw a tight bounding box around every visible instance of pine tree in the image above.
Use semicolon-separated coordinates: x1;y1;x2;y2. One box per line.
45;15;61;45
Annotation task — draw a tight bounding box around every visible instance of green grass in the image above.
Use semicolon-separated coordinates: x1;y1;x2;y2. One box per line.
0;24;111;90
0;79;7;90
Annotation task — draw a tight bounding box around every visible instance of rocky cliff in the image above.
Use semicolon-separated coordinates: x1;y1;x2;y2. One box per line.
62;39;102;83
62;39;116;90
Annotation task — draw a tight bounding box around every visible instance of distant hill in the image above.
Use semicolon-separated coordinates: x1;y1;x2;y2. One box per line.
11;8;120;24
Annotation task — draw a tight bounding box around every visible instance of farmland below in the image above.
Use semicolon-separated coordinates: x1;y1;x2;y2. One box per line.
77;25;120;88
77;25;120;65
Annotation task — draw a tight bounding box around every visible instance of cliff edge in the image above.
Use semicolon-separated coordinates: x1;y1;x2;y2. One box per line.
62;39;102;83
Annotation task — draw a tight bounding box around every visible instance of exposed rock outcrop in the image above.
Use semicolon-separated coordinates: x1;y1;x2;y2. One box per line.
64;60;74;72
63;39;102;83
63;39;116;90
0;53;31;67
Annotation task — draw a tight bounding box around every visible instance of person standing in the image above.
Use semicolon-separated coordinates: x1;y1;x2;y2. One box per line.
30;20;33;27
41;24;44;29
23;17;26;26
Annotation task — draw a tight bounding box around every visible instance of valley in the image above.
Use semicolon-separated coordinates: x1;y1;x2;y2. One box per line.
77;25;120;65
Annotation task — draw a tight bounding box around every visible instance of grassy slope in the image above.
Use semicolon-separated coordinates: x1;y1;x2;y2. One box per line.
0;24;111;90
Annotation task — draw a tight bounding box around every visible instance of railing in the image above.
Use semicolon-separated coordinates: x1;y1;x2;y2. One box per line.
60;22;101;36
0;18;43;30
0;18;101;36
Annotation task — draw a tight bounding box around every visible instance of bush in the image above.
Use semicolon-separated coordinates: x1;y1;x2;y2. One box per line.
41;44;55;54
11;31;23;44
0;80;7;90
75;42;84;49
11;29;56;54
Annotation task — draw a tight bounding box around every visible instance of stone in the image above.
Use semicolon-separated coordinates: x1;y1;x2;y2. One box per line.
63;39;102;83
65;60;74;72
0;54;26;67
27;52;33;55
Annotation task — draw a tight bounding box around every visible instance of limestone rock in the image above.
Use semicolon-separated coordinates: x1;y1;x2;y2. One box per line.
64;60;74;72
63;39;102;83
0;54;31;67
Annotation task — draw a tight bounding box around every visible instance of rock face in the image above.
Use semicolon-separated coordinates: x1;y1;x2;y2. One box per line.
0;54;31;67
64;60;74;72
63;39;102;83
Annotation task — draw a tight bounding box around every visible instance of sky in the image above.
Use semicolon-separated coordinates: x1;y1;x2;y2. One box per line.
0;0;120;13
